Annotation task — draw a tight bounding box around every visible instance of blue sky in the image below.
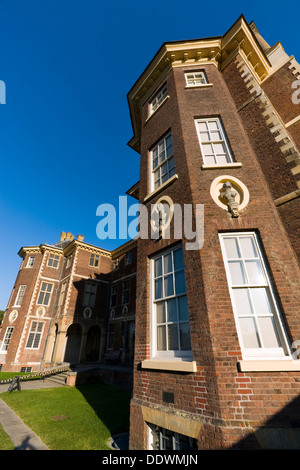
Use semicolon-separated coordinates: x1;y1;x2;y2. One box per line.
0;0;299;309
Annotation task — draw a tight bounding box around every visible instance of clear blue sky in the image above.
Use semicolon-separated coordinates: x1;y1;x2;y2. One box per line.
0;0;299;309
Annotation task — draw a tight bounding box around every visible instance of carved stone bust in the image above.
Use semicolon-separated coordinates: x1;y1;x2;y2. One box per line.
220;181;239;217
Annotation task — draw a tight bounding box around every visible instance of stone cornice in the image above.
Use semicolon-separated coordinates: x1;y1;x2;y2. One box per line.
127;15;271;154
63;239;112;258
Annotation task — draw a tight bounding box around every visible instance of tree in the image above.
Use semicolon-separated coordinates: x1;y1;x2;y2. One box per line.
0;310;5;325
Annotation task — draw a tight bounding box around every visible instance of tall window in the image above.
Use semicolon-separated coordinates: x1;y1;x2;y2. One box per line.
83;282;97;308
48;254;59;268
151;132;175;191
26;322;43;349
149;84;168;115
90;253;99;267
122;281;130;305
1;327;14;351
111;284;118;308
15;285;26;306
26;256;35;268
219;232;290;358
195;117;233;165
58;281;67;307
151;245;191;357
37;282;53;306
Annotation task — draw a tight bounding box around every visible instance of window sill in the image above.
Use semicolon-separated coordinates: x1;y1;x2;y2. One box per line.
201;162;242;169
185;83;213;89
141;359;197;373
238;359;300;372
144;174;178;203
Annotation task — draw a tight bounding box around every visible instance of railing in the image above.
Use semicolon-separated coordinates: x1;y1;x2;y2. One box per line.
0;365;71;384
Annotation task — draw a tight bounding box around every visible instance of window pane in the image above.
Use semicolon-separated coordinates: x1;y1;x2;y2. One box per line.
178;295;189;321
155;278;163;299
157;326;166;350
239;317;260;348
157;301;165;323
175;270;186;295
245;260;265;284
258;317;281;348
232;289;253;316
164;253;172;273
202;143;213;155
250;288;273;315
239;236;258;258
168;324;179;350
166;298;177;322
223;238;240;259
204;155;216;165
155;258;162;277
179;322;191;350
173;248;184;270
228;261;246;285
164;274;174;297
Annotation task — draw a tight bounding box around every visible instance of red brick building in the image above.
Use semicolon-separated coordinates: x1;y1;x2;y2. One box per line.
127;16;300;450
0;232;136;374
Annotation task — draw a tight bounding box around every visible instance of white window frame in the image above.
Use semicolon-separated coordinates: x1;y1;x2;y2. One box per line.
48;254;60;269
14;285;26;307
90;253;99;267
150;132;175;192
148;423;198;450
37;282;53;306
26;321;44;349
26;256;35;268
150;245;192;359
185;70;208;87
195;117;234;165
1;327;14;352
149;84;168;115
219;232;291;360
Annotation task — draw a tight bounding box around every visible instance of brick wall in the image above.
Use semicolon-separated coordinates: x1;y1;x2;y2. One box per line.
129;59;300;449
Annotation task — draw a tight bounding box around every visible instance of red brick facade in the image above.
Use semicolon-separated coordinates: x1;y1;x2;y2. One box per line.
127;16;300;450
0;233;136;375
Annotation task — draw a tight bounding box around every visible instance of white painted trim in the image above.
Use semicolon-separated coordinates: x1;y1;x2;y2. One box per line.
238;360;300;372
141;359;197;372
285;114;300;128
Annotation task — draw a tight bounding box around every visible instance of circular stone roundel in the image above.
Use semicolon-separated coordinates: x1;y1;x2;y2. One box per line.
210;175;250;212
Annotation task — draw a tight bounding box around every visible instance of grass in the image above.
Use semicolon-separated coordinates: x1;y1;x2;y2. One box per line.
0;424;15;450
0;384;131;450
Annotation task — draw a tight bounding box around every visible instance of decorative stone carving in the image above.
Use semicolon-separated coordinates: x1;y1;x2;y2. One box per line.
220;181;239;217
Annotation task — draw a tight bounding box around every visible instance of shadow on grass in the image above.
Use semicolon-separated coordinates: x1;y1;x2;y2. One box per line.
75;382;131;447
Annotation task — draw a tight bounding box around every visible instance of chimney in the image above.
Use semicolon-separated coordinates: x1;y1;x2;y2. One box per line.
77;234;85;242
60;232;75;242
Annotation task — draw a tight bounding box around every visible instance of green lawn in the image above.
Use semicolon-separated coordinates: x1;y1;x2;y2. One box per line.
0;384;131;450
0;424;15;450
